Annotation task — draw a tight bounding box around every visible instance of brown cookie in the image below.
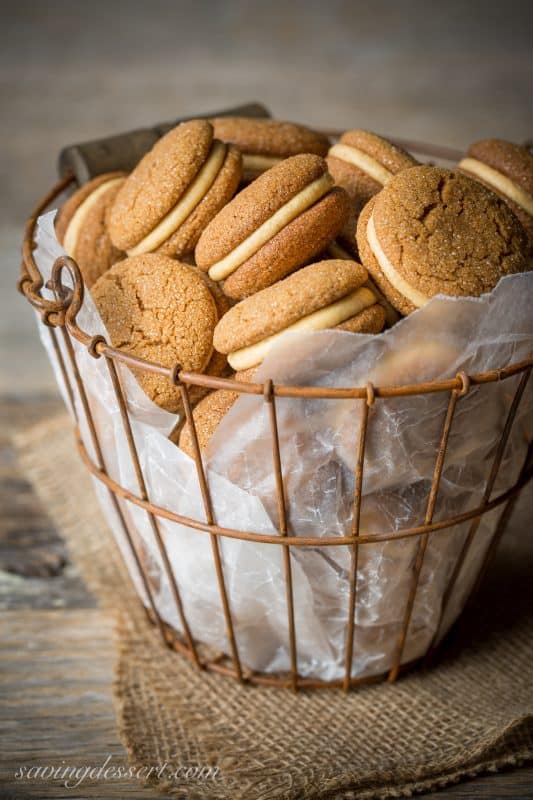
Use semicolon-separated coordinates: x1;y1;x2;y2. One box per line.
108;120;242;258
213;259;386;371
356;166;528;316
458;138;533;254
55;172;126;287
92;254;219;413
327;130;418;253
222;188;351;298
177;389;238;457
195;154;350;299
211;117;330;181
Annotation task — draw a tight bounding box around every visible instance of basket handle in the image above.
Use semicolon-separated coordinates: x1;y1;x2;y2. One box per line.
58;101;271;184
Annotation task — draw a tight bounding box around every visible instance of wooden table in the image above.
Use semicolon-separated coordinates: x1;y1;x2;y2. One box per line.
1;396;532;799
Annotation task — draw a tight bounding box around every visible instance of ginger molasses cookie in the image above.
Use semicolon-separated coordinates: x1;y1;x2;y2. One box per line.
92;254;218;413
55;172;126;287
177;389;238;457
108;120;242;259
458;138;533;255
213;259;385;371
211;116;330;181
327;130;418;253
195;154;350;299
356;166;528;316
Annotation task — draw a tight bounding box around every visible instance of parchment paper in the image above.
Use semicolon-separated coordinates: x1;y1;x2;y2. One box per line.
33;211;533;680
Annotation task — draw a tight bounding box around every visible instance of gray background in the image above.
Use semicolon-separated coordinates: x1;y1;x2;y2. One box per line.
2;0;533;394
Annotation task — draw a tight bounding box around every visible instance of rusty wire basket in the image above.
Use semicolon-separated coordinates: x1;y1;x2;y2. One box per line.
18;134;533;691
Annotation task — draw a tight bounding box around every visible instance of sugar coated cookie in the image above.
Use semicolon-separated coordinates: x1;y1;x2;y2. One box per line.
108;120;242;258
195;154;350;299
458;138;533;255
213;259;386;371
55;172;126;286
177;389;238;457
92;254;219;412
327;130;418;252
211;116;329;181
356;166;527;315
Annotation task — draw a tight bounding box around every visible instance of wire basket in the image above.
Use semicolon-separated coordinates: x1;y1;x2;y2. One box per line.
18;136;533;691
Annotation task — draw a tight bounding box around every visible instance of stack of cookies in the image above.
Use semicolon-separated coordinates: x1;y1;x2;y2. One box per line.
54;116;532;452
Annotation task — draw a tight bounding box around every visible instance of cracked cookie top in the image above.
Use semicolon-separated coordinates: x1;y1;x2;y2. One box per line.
372;165;527;300
92;254;218;412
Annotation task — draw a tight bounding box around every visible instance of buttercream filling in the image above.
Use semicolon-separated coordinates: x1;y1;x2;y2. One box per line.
228;286;377;370
458;157;533;217
208;173;334;282
127;141;228;256
63;177;124;256
328;143;394;186
367;213;430;308
242;153;283;172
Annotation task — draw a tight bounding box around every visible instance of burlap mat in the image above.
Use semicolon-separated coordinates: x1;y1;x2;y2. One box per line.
14;414;533;799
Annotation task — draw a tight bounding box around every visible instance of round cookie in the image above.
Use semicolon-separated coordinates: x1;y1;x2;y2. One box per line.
195;154;351;299
108;120;242;258
356;166;528;316
55;172;126;287
213;259;386;371
458;139;533;255
169;366;254;448
327;130;418;253
91;254;219;413
210;117;330;181
177;389;238;457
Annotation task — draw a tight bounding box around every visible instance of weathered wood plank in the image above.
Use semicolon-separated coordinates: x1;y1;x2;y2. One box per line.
0;608;169;799
0;396;94;609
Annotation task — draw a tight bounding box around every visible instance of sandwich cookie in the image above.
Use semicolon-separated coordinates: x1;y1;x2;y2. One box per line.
210;116;330;181
170;366;254;449
327;130;418;252
177;389;238;457
458;139;533;255
326;241;400;326
357;166;528;316
108;120;242;259
213;259;386;372
55;172;126;287
195;154;351;299
92;254;219;413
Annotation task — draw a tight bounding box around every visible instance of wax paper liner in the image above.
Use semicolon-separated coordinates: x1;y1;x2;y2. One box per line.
33;211;533;681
